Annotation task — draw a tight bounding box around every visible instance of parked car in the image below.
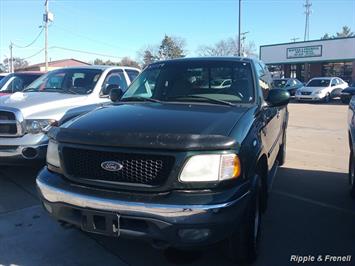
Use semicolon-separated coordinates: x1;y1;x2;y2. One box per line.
295;77;348;102
347;92;355;198
0;72;44;96
0;73;9;82
340;82;355;104
273;78;303;96
0;66;140;165
36;57;290;264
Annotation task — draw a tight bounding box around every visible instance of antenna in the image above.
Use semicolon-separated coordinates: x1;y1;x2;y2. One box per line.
304;0;312;41
291;37;300;43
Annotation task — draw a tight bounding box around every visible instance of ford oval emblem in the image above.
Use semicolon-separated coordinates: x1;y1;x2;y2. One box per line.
101;161;123;172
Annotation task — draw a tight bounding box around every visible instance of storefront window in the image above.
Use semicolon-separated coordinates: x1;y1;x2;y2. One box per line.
322;62;353;83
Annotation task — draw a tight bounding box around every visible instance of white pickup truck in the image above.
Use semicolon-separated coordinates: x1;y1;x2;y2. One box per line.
0;65;140;165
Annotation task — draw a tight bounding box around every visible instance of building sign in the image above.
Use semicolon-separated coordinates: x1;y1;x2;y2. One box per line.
287;45;322;59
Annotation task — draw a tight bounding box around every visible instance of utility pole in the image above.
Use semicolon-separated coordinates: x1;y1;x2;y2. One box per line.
238;0;242;56
9;42;13;73
291;37;300;43
44;0;49;72
304;0;312;41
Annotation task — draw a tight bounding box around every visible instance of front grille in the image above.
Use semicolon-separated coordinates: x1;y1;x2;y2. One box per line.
0;124;17;134
0;111;15;120
62;147;175;186
301;92;312;95
0;110;18;136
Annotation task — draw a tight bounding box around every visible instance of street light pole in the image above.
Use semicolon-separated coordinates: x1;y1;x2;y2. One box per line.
238;0;241;56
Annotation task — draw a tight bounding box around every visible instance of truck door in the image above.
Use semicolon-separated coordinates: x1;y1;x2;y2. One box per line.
256;63;282;170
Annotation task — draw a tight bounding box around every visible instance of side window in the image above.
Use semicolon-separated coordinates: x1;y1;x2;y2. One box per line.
126;70;140;82
331;79;337;86
102;70;128;95
337;78;343;84
8;77;24;92
255;63;270;100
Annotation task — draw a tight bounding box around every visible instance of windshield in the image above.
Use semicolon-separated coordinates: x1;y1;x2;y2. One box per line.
122;61;254;104
25;68;102;94
0;73;42;93
273;79;288;88
306;79;330;87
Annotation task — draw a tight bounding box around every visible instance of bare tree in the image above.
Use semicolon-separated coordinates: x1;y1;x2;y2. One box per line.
119;57;140;68
3;57;29;71
197;37;257;57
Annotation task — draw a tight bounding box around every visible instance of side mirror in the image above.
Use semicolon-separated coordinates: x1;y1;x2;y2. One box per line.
267;88;290;107
103;84;119;95
110;88;123;102
342;87;355;95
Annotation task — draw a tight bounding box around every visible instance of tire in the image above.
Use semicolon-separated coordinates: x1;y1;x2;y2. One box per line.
349;151;355;199
341;96;350;105
277;132;286;166
225;176;262;264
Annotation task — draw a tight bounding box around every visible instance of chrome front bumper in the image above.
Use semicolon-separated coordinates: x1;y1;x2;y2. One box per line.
295;94;322;101
0;133;48;164
36;168;250;246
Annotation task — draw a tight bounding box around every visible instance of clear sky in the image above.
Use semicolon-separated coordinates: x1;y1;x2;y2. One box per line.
0;0;354;65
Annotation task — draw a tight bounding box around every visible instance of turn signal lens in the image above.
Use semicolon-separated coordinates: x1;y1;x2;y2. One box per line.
219;154;241;180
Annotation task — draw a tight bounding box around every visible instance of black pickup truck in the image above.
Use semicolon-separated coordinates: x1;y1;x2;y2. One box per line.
37;57;289;264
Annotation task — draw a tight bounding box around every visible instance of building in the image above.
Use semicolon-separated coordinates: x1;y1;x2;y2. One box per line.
260;37;355;83
19;58;91;72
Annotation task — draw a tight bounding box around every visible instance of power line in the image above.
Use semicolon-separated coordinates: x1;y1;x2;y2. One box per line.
23;48;45;60
50;46;123;59
51;24;125;50
12;27;44;49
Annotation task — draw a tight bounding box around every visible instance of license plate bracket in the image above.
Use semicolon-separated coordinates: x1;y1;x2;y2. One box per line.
81;210;120;237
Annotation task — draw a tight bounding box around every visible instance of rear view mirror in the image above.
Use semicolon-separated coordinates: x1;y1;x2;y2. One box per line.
267;88;290;107
110;88;123;102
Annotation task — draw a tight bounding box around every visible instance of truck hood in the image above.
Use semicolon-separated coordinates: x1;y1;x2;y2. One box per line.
0;92;90;120
52;103;250;150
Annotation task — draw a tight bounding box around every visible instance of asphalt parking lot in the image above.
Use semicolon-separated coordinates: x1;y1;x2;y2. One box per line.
0;101;354;266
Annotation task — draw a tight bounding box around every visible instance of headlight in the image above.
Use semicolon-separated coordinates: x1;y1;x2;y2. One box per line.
46;140;60;168
179;154;241;182
314;90;323;95
25;119;57;134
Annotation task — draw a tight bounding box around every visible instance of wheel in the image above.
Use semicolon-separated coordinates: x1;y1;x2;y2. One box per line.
349;151;355;199
225;176;262;264
277;131;286;166
341;96;350;104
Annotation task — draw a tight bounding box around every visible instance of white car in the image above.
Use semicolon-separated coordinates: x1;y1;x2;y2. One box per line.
0;65;140;165
295;77;348;102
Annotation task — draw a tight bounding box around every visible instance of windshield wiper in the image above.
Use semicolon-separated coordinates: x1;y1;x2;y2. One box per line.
121;96;162;103
62;89;79;95
23;88;37;92
168;95;235;106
